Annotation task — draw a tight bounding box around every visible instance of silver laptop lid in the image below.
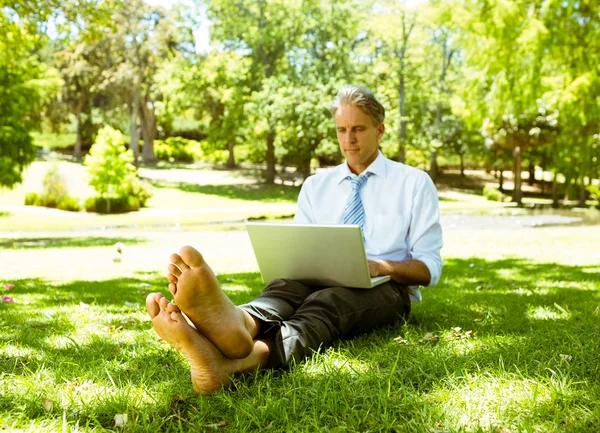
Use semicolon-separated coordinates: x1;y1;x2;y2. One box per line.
245;222;389;288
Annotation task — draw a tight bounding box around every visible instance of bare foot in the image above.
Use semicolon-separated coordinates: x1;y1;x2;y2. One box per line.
166;246;254;359
146;292;236;394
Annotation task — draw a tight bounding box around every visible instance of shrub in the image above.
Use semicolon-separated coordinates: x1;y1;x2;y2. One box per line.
587;184;600;209
23;166;81;212
41;164;68;207
483;185;504;202
84;126;152;213
85;196;140;214
57;196;81;212
154;137;196;162
24;192;41;206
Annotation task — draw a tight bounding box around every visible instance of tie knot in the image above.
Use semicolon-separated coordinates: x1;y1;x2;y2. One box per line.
348;172;372;191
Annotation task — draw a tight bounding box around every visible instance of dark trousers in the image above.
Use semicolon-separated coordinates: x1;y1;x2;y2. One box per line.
239;279;411;368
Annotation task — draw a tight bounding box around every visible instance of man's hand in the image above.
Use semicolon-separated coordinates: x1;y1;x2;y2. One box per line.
367;259;432;286
368;260;380;277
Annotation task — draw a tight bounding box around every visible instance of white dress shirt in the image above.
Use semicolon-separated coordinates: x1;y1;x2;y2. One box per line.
293;151;443;302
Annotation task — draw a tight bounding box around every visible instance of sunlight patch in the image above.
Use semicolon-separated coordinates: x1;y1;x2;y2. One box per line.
429;374;551;431
221;282;252;293
302;350;372;376
527;304;571;321
1;344;41;362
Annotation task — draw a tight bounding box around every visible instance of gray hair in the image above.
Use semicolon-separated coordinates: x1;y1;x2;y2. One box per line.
330;85;385;126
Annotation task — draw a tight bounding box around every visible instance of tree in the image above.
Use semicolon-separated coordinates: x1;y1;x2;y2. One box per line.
0;11;42;188
207;0;303;183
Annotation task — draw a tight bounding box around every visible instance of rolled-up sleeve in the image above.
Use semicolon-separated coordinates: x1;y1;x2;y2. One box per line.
407;174;443;286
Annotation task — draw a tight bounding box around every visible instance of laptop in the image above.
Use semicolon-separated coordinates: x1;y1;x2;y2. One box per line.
245;222;391;289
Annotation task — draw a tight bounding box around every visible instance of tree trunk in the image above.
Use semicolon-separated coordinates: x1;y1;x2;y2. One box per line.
459;153;465;177
140;95;156;163
552;171;559;208
528;160;535;186
301;158;311;180
499;170;504;192
226;141;236;169
563;174;572;202
398;71;407;164
265;121;276;184
578;176;587;207
128;84;141;166
429;150;438;183
396;13;414;164
512;146;522;205
74;99;83;159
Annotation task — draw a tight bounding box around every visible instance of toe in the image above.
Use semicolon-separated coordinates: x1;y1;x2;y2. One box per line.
146;293;160;318
168;264;182;278
167;272;178;284
169;282;177;296
179;245;206;268
166;302;180;313
158;295;170;311
170;253;190;271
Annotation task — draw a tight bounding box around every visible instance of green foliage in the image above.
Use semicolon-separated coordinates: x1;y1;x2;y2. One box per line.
41;165;68;208
84;126;152;213
483;185;504;202
24;192;42;206
587;184;600;209
32;132;76;150
23;166;82;212
84;195;140;214
84;126;136;198
154;137;198;162
0;13;40;189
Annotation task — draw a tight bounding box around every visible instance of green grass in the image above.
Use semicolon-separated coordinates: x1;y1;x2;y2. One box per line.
151;181;302;203
1;230;599;432
32;132;77;150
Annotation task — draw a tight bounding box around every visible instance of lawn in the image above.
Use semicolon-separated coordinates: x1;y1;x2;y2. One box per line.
1;225;599;432
1;160;600;432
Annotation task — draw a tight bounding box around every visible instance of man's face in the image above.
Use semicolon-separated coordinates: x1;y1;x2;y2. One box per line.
334;104;384;175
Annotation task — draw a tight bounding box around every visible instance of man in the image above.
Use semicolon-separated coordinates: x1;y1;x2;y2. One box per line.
145;85;443;394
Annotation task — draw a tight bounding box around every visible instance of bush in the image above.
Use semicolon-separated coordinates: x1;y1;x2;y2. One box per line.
57;196;81;212
85;196;140;214
154;137;197;162
483;185;504;202
587;184;600;209
24;192;41;206
84;126;152;213
41;164;68;207
23;166;81;212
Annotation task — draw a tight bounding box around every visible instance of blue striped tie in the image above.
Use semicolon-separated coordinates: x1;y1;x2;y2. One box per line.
343;172;372;233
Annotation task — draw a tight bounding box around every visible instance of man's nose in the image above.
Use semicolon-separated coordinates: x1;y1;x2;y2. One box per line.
345;130;356;144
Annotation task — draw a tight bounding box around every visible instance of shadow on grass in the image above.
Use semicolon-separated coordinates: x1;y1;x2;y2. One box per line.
150;181;301;203
0;236;149;250
1;260;599;430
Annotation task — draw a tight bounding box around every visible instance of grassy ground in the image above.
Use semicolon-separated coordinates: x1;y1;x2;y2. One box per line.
2;159;600;432
1;226;599;432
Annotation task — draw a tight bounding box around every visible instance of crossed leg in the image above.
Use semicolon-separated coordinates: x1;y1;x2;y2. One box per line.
146;292;270;394
146;245;270;394
165;245;259;359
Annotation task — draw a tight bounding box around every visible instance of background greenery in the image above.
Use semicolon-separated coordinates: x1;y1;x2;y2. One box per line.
1;0;599;208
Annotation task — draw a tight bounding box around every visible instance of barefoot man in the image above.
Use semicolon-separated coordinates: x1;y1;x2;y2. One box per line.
146;85;443;394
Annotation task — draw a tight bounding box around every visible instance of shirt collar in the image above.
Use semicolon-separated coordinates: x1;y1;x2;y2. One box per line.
335;150;387;184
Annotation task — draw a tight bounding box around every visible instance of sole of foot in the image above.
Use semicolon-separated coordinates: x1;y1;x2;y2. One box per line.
146;292;234;395
167;245;254;359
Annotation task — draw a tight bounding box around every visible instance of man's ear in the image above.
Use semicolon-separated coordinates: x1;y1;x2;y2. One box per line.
377;123;385;140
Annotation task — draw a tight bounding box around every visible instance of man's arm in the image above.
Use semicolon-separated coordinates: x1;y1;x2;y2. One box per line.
368;259;431;286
